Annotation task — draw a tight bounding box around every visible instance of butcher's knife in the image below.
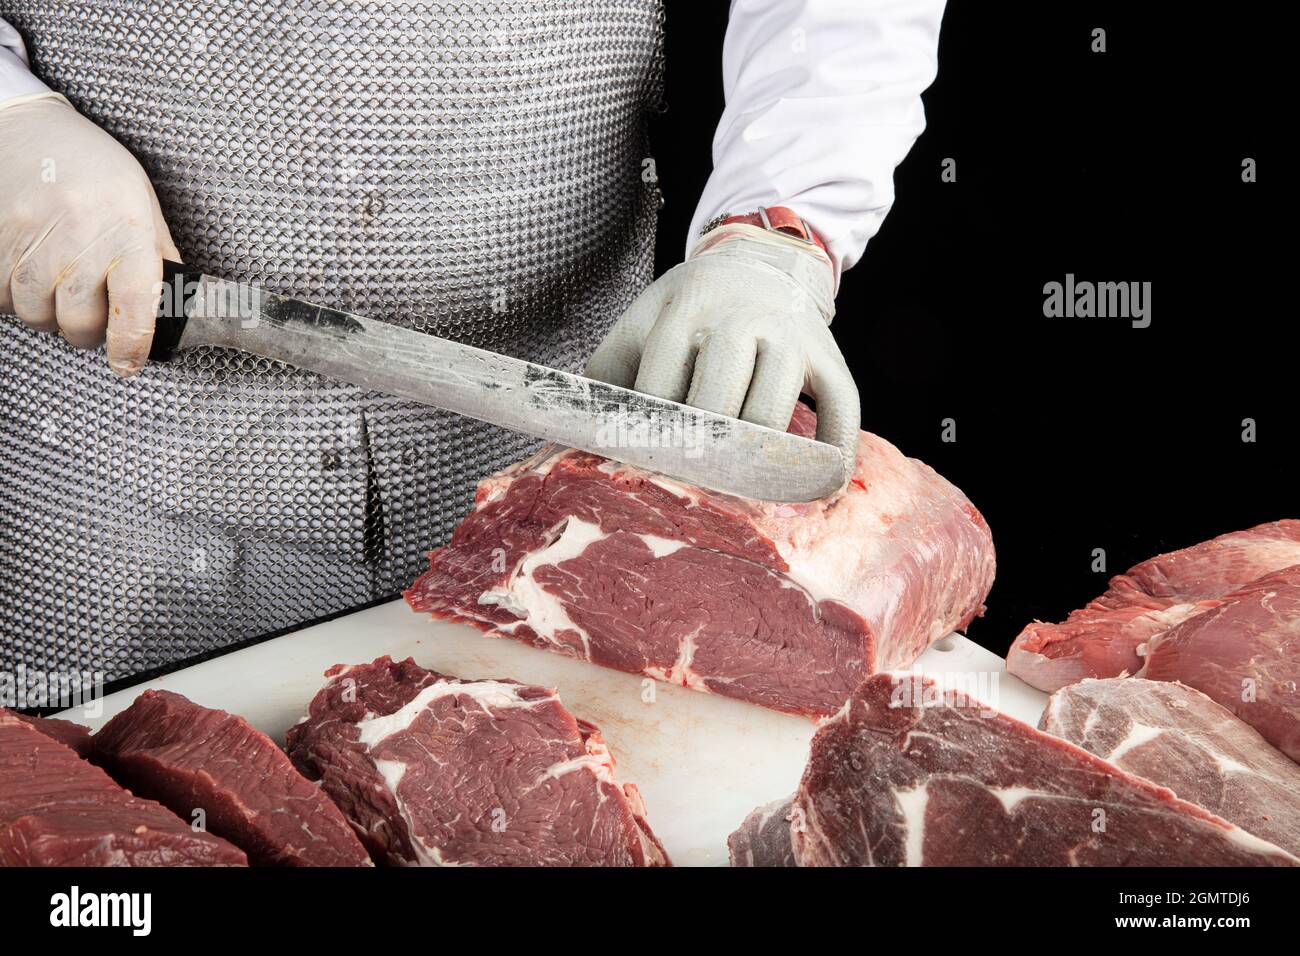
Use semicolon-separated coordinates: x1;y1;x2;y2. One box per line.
150;263;847;502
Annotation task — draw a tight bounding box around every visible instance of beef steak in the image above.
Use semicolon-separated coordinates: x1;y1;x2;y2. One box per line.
91;690;372;867
1008;520;1300;692
731;673;1296;866
1041;678;1300;856
1137;567;1300;762
0;712;246;866
406;405;995;717
286;657;668;866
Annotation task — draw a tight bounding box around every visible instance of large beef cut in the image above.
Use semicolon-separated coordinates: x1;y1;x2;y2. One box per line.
1041;678;1300;857
91;690;372;867
1137;568;1300;762
406;405;995;717
730;673;1296;866
1007;520;1300;692
0;711;247;866
286;657;668;866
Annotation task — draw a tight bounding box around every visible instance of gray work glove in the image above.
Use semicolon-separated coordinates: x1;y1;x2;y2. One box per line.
586;222;860;474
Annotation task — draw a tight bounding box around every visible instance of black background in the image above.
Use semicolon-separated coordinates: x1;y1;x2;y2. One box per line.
2;865;1286;939
651;2;1292;656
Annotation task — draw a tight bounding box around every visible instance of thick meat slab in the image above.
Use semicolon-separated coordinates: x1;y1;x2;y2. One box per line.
406;406;995;717
1041;678;1300;856
1138;568;1300;762
91;690;372;867
736;673;1295;867
1008;520;1300;692
0;713;246;867
286;657;668;867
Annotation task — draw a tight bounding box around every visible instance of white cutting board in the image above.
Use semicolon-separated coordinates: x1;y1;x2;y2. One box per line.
57;600;1047;866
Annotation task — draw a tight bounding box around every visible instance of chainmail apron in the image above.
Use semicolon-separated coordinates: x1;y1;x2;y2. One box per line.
0;1;664;681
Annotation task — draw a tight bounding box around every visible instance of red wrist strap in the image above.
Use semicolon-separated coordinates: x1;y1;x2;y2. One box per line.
719;206;828;255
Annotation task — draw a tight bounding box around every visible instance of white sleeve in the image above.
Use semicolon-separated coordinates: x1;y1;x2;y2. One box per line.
0;18;53;103
687;0;946;281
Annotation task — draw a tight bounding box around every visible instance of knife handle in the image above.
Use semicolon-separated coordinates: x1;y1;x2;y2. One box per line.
151;259;195;362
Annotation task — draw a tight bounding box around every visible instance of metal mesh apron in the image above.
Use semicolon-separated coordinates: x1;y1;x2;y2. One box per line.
0;1;664;680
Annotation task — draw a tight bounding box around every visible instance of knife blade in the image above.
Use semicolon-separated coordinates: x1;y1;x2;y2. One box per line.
152;263;848;502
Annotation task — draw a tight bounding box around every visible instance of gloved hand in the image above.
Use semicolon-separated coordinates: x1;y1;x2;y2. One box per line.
586;221;860;475
0;93;179;376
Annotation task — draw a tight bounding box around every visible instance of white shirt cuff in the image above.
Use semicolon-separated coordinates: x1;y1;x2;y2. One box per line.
0;19;52;104
687;0;945;284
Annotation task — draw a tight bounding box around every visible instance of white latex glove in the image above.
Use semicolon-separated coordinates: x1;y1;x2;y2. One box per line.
0;93;179;376
587;222;860;474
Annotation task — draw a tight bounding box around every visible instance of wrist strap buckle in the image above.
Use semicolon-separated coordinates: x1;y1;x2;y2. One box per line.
706;206;827;255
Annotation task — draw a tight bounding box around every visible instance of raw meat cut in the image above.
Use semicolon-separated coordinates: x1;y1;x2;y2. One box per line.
1041;678;1300;857
286;656;669;867
1009;603;1209;694
734;673;1296;866
1008;520;1300;692
91;690;372;867
406;405;995;717
0;711;246;866
1137;567;1300;762
2;708;92;757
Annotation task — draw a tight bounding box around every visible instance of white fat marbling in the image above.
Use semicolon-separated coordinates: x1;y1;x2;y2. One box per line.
478;518;695;656
893;784;930;867
373;757;407;793
988;786;1045;814
541;734;617;787
640;533;688;559
644;624;707;690
1217;821;1296;861
355;679;534;747
1105;721;1163;763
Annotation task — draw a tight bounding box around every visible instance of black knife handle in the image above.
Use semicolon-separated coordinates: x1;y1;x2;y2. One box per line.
151;259;195;362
